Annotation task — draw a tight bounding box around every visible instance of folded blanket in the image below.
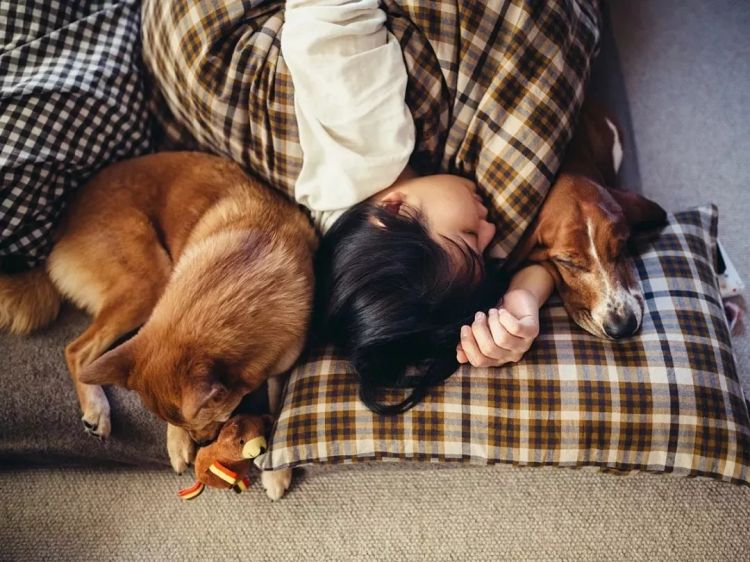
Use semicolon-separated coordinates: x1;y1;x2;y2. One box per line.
142;0;601;256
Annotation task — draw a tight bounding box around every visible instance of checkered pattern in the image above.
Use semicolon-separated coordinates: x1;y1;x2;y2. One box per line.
260;206;750;487
141;0;600;254
0;0;153;270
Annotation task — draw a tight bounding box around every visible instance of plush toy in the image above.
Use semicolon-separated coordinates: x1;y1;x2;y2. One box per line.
178;413;273;500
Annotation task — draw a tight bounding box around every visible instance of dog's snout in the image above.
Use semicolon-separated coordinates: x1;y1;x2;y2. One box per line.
189;423;222;446
603;309;639;339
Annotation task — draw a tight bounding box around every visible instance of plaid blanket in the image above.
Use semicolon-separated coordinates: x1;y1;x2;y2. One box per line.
0;0;152;270
142;0;600;256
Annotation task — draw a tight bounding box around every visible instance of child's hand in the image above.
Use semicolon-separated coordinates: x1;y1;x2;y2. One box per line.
456;289;541;368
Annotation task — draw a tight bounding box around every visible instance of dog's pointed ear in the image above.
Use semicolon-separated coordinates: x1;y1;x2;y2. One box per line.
610;190;667;230
182;380;227;421
78;339;134;388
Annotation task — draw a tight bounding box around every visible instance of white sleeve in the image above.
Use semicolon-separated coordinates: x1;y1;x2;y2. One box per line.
281;0;415;227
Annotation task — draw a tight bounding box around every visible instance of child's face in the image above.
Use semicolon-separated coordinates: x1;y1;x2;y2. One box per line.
375;174;496;258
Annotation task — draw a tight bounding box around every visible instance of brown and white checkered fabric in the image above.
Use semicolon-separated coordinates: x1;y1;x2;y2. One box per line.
259;207;750;486
141;0;600;256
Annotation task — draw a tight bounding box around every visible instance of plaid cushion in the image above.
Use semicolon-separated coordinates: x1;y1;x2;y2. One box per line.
141;0;600;257
0;0;153;270
259;206;750;486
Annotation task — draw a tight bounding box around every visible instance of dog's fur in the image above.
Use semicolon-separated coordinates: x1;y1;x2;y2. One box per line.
507;102;667;339
0;152;317;499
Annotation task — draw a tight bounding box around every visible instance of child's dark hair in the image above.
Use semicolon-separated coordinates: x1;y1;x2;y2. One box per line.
314;201;507;416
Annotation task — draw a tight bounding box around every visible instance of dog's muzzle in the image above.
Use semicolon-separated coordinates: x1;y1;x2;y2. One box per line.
602;308;639;339
596;286;644;339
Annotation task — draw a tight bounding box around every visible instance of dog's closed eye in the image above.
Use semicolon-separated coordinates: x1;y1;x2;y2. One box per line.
553;257;586;271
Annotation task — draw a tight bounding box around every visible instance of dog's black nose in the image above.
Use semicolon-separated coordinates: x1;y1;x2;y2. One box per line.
603;310;639;339
195;438;212;448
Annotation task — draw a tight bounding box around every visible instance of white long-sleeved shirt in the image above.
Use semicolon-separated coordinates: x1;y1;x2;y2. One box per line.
281;0;415;233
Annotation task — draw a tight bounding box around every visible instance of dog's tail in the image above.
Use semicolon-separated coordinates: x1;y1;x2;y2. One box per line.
0;266;61;335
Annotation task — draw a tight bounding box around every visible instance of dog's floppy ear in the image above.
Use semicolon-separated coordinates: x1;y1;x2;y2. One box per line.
580;101;621;187
78;339;134;387
503;219;550;271
182;379;227;421
610;190;667;230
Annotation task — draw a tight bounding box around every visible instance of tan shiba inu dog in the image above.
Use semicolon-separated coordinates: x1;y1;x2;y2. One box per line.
0;152;317;500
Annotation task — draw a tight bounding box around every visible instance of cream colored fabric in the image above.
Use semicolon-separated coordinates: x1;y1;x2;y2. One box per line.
282;0;415;233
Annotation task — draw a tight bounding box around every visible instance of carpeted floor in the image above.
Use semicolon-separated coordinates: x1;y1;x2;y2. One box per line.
1;463;749;561
2;1;749;560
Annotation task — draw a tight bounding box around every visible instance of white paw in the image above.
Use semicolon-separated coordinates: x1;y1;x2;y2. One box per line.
167;424;195;474
261;468;292;501
81;386;111;440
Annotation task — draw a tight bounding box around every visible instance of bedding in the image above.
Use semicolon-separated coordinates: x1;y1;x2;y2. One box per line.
141;0;601;258
259;206;750;486
0;0;153;270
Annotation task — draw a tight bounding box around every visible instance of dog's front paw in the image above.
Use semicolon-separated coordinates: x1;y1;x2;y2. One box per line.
81;385;111;440
261;468;292;501
167;424;195;474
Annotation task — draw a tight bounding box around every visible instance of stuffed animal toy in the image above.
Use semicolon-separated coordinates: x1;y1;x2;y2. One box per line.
178;413;273;500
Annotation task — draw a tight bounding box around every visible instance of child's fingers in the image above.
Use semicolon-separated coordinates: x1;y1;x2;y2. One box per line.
471;312;505;358
487;309;527;352
498;308;539;339
464;317;522;367
456;344;469;364
460;325;489;367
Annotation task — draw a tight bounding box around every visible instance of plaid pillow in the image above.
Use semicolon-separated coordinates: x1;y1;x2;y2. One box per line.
259;206;750;486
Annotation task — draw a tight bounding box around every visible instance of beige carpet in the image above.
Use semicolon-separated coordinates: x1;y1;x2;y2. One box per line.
2;1;749;560
1;463;749;561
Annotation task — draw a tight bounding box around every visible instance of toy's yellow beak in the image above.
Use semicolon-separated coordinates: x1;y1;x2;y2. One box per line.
242;436;267;459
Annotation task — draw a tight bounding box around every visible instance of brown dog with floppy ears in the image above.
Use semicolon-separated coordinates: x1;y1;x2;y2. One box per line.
506;102;667;339
0;152;317;500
